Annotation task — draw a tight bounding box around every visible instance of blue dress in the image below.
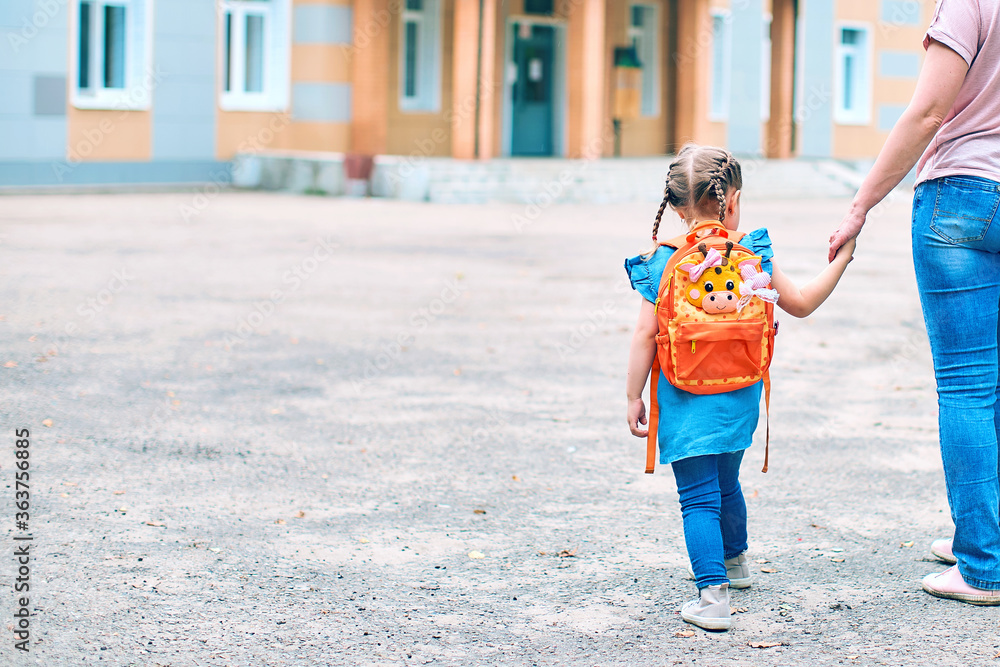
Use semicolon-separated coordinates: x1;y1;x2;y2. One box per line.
624;228;774;465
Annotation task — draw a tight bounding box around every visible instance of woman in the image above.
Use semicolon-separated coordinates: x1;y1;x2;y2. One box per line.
829;0;1000;605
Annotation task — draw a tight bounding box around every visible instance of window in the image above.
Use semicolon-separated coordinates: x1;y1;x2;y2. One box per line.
71;0;152;110
220;0;291;112
709;10;731;121
399;0;441;112
524;0;554;14
760;15;771;121
834;24;872;125
628;4;659;117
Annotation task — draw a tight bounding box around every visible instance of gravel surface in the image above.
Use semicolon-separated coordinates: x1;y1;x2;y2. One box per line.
0;191;996;666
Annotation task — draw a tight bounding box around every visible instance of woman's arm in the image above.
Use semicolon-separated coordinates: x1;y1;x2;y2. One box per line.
772;238;856;318
626;298;658;437
828;41;969;261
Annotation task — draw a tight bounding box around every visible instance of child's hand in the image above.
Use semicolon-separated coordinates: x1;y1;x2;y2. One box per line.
627;397;648;438
833;236;857;263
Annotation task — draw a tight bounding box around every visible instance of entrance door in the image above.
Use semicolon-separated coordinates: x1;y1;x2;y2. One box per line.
510;23;555;156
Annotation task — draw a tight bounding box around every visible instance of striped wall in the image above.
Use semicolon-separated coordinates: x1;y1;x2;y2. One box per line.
152;0;217;160
0;0;69;162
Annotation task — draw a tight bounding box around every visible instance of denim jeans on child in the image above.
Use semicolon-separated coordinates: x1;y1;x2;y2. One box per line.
671;450;749;588
912;174;1000;590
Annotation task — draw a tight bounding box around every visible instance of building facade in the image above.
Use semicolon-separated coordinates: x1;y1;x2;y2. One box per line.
0;0;935;187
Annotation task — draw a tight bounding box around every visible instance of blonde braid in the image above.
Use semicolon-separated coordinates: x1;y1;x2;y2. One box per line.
713;175;726;223
714;153;733;223
651;175;671;241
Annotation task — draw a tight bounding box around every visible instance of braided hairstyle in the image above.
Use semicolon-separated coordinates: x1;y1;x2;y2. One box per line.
646;144;742;257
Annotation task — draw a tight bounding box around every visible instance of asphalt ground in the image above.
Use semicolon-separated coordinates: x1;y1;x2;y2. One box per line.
0;191;995;666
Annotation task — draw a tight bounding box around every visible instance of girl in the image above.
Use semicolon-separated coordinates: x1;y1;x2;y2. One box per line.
624;144;856;631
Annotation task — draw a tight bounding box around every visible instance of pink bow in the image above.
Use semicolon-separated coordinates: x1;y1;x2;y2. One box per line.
736;262;779;312
680;247;723;282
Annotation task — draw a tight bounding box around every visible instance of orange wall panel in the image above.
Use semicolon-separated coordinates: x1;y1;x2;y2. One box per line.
291;44;352;82
67;108;151;161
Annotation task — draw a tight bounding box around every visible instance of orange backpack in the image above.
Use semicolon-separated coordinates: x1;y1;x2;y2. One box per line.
645;220;778;474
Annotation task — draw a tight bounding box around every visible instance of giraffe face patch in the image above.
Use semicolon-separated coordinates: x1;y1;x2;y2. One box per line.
679;243;740;314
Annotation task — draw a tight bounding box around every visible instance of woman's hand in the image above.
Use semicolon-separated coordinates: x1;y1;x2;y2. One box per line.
627;397;648;437
828;209;866;263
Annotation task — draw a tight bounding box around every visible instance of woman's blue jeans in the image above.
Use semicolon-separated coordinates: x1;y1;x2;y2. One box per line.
913;175;1000;590
671;451;748;588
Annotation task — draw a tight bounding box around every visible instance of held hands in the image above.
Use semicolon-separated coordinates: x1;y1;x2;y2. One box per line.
627;397;648;438
828;209;865;263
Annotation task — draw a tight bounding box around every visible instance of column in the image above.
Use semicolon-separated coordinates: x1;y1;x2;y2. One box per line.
568;0;606;158
797;0;834;158
350;0;389;154
727;0;762;154
766;0;795;158
673;0;710;148
452;0;479;159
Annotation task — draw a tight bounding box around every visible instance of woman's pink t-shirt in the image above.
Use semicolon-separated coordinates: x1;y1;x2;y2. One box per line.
916;0;1000;185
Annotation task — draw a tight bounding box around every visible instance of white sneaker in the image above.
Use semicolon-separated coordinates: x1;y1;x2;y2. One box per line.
681;583;731;631
686;552;753;589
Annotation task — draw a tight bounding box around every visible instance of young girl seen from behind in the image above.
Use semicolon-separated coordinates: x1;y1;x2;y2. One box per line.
624;145;856;631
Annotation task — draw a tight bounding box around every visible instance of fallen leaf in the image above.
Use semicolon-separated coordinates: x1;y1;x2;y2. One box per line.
831;557;845;563
209;548;221;553
275;519;286;525
750;489;759;498
731;606;749;614
674;630;696;638
4;361;17;368
468;550;485;559
810;523;825;529
755;558;770;564
760;567;778;574
166;391;175;397
270;408;283;414
847;656;859;660
296;511;306;518
117;506;127;512
901;541;914;548
511;475;520;482
473;509;487;515
28;335;36;342
42;418;53;427
748;641;785;649
113;490;126;495
59;492;69;498
145;521;165;527
64;482;77;486
558;548;577;558
358;537;369;543
453;368;462;376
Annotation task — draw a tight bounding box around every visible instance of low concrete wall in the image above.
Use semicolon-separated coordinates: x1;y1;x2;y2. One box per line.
233;151;865;203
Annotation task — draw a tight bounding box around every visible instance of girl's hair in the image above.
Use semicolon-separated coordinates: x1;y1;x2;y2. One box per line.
647;144;743;255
